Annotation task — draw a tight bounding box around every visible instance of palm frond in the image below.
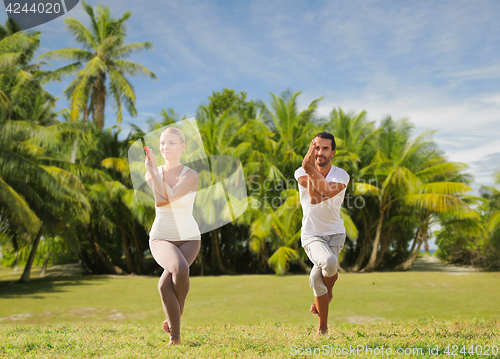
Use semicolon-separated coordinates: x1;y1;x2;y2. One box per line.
115;42;153;59
0;175;40;236
268;246;298;275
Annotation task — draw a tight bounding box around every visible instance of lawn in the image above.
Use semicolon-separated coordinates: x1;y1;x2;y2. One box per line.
1;320;498;358
1;267;499;325
0;266;499;357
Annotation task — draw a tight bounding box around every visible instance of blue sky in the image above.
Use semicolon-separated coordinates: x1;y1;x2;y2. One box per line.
2;0;500;191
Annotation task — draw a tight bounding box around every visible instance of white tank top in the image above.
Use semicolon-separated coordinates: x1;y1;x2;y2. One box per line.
149;165;201;241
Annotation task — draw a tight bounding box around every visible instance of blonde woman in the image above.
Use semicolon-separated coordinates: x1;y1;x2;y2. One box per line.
144;127;201;346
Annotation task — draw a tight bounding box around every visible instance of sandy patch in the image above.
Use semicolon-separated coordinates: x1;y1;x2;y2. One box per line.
339;316;386;324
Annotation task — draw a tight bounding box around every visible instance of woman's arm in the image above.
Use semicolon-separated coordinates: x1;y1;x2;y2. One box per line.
145;167;199;204
145;165;168;202
144;146;169;202
164;170;199;204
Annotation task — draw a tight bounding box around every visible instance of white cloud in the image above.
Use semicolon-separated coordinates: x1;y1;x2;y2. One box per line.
440;65;500;81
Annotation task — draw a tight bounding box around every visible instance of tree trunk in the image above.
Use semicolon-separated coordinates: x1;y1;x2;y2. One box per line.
361;206;385;272
13;250;18;272
210;228;232;274
83;100;89;123
298;258;311;274
70;137;78;164
130;227;144;274
19;223;44;283
193;250;205;276
393;229;426;271
94;77;106;130
350;232;371;272
424;237;430;253
39;252;51;277
374;225;393;270
121;228;136;274
407;228;419;254
93;233;125;275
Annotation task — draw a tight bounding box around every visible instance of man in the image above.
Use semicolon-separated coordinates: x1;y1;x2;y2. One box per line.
294;132;350;335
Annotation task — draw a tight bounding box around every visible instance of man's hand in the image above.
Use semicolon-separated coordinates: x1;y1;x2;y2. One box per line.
302;139;316;170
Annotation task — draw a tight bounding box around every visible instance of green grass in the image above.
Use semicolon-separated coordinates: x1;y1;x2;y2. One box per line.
1;320;498;358
1;267;500;325
1;267;499;357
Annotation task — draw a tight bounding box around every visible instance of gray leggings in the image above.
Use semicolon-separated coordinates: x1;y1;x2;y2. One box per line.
149;238;200;341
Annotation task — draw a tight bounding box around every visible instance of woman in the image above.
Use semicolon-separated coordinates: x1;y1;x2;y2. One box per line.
144;127;201;346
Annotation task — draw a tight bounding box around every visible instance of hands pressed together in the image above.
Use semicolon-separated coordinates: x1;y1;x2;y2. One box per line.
302;139;317;169
144;146;157;169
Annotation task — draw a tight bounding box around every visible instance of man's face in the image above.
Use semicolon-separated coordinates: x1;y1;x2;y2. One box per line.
313;137;335;167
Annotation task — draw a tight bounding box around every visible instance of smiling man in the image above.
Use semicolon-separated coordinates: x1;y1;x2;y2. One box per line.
294;132;350;335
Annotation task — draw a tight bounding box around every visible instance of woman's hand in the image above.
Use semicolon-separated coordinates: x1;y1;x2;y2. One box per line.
144;146;157;169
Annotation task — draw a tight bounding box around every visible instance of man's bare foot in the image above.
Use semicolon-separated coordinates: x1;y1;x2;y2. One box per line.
167;339;180;346
162;320;170;333
310;292;333;315
310;304;319;314
317;326;328;336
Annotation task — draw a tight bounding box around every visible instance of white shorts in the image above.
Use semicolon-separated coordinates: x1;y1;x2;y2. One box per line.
303;233;346;297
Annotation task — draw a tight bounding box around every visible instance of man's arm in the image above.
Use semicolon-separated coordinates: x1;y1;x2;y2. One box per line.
303;164;346;198
298;175;323;204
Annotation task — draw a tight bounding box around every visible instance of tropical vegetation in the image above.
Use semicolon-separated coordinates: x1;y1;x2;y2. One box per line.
1;2;499;282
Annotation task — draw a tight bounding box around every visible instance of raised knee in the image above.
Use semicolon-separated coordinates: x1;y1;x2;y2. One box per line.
323;255;338;277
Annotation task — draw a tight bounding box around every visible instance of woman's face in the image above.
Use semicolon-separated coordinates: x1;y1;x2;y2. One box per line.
160;132;185;160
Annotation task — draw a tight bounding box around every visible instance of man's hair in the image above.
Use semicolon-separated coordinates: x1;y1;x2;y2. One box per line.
314;132;336;151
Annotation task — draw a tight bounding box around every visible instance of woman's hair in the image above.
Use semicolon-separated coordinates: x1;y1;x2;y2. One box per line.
161;127;185;143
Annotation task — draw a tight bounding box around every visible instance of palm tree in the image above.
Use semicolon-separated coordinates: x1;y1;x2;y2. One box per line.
485;170;500;234
393;162;474;271
196;105;243;274
0;119;92;282
352;117;411;271
39;0;157;130
357;117;474;271
0;20;94;281
0;19;55;124
250;189;302;275
257;90;322;179
325;107;378;271
327;107;379;175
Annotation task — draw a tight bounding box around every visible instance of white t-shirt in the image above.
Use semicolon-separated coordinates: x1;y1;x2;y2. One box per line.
294;165;350;244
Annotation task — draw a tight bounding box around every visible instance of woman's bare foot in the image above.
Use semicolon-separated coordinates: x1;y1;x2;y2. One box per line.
167;339;181;346
162;320;170;333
